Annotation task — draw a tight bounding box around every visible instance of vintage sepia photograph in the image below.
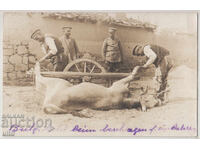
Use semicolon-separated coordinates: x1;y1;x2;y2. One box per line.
1;11;198;137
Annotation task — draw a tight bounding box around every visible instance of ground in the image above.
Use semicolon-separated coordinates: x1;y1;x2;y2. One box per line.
2;65;198;137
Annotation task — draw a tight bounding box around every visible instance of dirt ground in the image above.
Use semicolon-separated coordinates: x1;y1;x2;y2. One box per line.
2;65;198;137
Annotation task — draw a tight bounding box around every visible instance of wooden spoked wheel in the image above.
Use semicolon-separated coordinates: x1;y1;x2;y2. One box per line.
63;58;106;82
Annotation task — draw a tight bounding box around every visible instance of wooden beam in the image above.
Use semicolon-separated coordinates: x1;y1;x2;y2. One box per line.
40;71;140;80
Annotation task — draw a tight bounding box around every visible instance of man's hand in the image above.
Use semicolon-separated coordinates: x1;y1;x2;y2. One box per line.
132;66;141;75
142;64;148;68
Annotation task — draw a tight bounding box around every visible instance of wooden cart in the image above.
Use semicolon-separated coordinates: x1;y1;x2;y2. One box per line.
40;58;139;86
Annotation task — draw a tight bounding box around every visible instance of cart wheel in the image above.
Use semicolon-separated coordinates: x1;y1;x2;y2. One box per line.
63;58;106;83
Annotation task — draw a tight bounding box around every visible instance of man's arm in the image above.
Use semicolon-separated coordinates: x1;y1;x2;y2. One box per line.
113;66;140;86
143;45;157;68
39;37;58;63
39;53;52;63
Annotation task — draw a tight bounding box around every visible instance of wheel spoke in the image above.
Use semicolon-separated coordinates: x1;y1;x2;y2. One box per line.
84;62;87;72
90;65;96;73
64;59;106;74
86;66;91;72
75;64;80;72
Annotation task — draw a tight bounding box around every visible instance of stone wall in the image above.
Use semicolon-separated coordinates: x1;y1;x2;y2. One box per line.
3;40;37;85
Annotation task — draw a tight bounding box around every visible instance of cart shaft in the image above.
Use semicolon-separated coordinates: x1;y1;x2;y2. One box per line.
40;71;139;80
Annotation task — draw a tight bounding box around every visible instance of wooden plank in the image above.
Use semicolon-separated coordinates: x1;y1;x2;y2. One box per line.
40;71;140;80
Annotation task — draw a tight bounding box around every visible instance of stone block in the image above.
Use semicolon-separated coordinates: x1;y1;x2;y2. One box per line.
7;72;17;80
21;40;29;46
12;39;21;45
13;45;18;51
17;45;28;55
28;56;36;64
7;45;13;49
28;64;35;70
3;43;13;48
9;54;22;65
16;71;26;79
3;56;9;64
22;56;28;65
3;72;8;80
3;64;14;73
3;48;14;56
15;64;28;71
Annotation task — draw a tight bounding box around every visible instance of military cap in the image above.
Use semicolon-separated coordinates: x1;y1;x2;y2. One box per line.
31;29;41;39
108;27;117;32
62;26;72;30
132;44;142;55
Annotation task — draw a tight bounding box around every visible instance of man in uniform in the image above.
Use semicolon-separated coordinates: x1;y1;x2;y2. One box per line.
102;27;123;72
60;26;80;63
31;29;68;71
132;44;173;104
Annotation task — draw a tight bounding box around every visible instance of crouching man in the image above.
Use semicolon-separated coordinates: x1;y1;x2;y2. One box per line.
132;44;173;104
31;29;68;71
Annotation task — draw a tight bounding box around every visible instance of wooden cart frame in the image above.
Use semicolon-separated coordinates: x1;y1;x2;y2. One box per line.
40;58;139;85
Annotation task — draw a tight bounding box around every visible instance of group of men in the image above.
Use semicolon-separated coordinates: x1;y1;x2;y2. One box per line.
31;26;173;104
31;26;124;72
31;26;80;71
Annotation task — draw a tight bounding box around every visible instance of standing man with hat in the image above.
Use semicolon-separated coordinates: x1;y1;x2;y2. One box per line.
60;26;80;63
31;29;68;71
132;44;173;104
102;27;123;72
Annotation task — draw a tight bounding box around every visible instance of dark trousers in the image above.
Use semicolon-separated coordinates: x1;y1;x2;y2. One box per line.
51;53;68;71
154;56;173;102
105;61;121;72
53;62;67;71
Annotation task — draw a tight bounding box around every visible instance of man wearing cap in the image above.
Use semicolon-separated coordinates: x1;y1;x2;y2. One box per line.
60;26;80;62
132;44;173;104
102;27;123;72
31;29;68;71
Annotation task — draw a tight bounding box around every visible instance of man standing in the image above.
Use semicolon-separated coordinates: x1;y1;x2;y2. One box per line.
60;26;80;63
132;44;173;104
102;27;123;72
